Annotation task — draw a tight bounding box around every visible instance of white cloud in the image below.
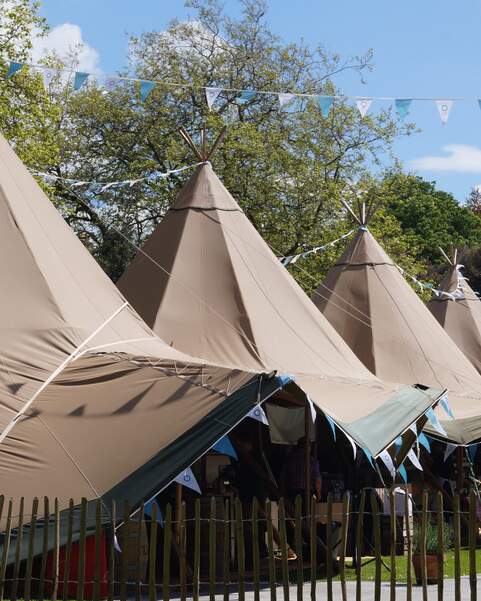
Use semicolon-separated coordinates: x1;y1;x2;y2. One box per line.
409;144;481;174
31;23;101;74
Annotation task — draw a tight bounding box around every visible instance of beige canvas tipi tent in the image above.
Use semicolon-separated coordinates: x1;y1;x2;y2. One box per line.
312;211;481;445
117;129;444;456
428;250;481;374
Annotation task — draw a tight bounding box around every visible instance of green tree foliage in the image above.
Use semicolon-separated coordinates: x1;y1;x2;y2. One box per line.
41;0;413;280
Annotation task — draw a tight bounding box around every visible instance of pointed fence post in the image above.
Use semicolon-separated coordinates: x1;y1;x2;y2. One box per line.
355;490;366;601
252;498;261;601
135;502;145;601
420;490;428;601
108;500;116;601
389;489;396;601
51;498;60;601
120;500;130;601
77;497;88;601
436;491;444;601
12;496;24;601
453;493;461;601
371;492;381;601
469;490;477;601
180;501;187;601
405;487;412;601
39;497;50;601
278;498;289;601
223;499;231;601
0;499;12;601
25;497;38;601
235;498;246;601
63;499;74;601
162;504;172;601
266;499;276;601
294;495;303;601
339;491;350;601
149;501;158;601
193;499;200;601
326;493;333;601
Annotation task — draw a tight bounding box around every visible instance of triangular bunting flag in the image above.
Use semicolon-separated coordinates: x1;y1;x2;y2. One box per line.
205;87;222;109
344;431;357;460
418;433;431;453
409;423;417;435
103;76;118;93
444;443;457;462
440;395;455;419
276;373;295;387
238;90;256;103
307;397;317;423
73;72;89;91
6;62;24;78
42;68;55;90
425;407;447;436
394;99;412;119
174;467;201;494
140;80;156;102
319;96;334;118
212;435;238;459
145;499;164;525
247;404;268;425
278;93;295;108
406;449;423;471
356;97;372;118
398;464;408;482
325;415;336;441
114;533;122;552
378;449;396;479
435;100;453;125
363;448;375;468
393;436;403;452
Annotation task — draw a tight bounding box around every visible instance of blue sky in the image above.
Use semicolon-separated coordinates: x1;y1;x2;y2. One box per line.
35;0;481;201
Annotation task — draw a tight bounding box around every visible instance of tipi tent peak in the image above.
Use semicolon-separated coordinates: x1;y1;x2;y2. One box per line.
179;124;227;162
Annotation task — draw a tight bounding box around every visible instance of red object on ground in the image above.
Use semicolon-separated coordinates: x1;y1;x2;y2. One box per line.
46;533;108;599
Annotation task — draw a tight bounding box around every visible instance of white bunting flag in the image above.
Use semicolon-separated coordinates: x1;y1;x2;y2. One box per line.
248;404;269;425
344;431;357;460
356;97;372;118
378;449;396;478
435;100;453;124
409;423;417;435
174;468;201;494
42;68;55;90
114;533;122;552
205;87;222;110
278;93;295;108
444;443;457;462
307;397;317;423
406;449;423;471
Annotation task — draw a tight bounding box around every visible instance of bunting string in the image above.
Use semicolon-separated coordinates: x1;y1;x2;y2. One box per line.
30;163;200;193
5;60;481;124
279;229;356;265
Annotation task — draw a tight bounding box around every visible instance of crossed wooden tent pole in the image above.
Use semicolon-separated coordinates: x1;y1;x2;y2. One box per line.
179;125;227;162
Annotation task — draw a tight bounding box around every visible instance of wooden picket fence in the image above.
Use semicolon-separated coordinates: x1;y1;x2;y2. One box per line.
0;488;479;600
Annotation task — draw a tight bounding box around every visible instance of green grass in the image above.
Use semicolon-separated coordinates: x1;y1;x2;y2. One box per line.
329;549;481;581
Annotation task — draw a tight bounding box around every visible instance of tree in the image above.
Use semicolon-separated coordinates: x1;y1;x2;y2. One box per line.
41;0;414;281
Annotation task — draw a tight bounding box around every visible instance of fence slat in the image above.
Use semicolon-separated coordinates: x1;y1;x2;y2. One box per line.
63;499;74;601
0;499;12;601
355;490;366;601
453;492;461;601
339;491;349;601
108;500;116;601
223;499;231;601
310;495;317;601
420;490;428;601
77;497;88;601
326;492;333;601
39;497;50;601
51;498;60;601
193;498;200;601
93;499;102;601
389;489;396;601
12;496;24;601
209;497;217;601
371;492;381;601
469;490;477;601
278;498;289;601
162;503;172;601
266;499;276;601
405;486;412;601
436;491;444;601
120;500;130;601
235;498;246;601
135;502;145;601
149;501;158;601
294;495;303;601
25;497;38;601
180;501;187;601
252;497;260;601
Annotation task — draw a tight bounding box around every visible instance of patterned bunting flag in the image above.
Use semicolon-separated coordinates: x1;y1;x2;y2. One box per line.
319;96;333;118
42;68;55;90
356;97;372;118
425;407;447;436
7;61;24;78
73;72;89;91
140;80;156;102
174;467;201;494
406;449;423;471
435;100;453;124
394;98;412;119
247;404;268;425
205;87;222;109
378;449;396;478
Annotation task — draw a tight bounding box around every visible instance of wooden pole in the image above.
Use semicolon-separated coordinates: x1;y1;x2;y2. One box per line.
63;499;74;601
77;497;88;601
420;490;428;601
252;498;261;601
326;493;333;601
310;495;317;601
355;490;366;601
278;498;289;601
371;493;381;601
209;497;217;601
339;491;350;601
453;493;461;601
175;483;182;544
266;499;276;601
11;496;24;601
163;504;172;601
405;487;412;601
193;499;200;601
235;498;246;601
456;447;464;493
51;498;60;601
223;499;231;601
108;501;116;601
39;497;50;601
468;490;477;601
25;497;38;601
389;489;396;601
294;495;303;601
436;491;444;601
0;499;13;601
149;502;158;601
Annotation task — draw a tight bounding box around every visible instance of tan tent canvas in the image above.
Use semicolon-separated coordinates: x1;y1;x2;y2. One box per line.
428;261;481;375
0;131;284;521
118;159;444;455
312;226;481;444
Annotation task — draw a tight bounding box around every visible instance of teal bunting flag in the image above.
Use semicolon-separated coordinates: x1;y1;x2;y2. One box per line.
212;435;238;460
363;447;375;468
325;414;336;441
394;436;403;452
418;433;431;453
140;80;156;102
73;72;89;91
425;407;447;436
145;499;164;525
238;90;256;103
7;62;24;78
398;464;408;482
395;99;412;119
319;96;333;118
